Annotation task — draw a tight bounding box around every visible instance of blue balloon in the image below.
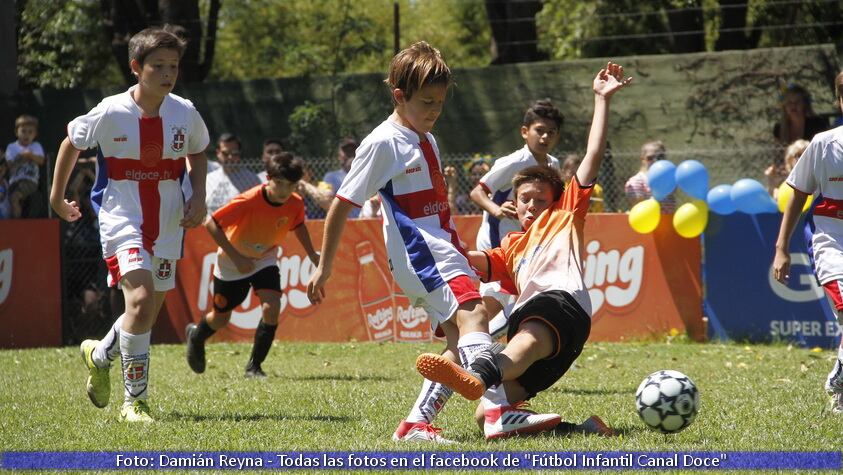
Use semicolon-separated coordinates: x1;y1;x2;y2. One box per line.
707;184;736;215
676;160;709;200
647;160;676;201
730;178;773;214
759;196;779;214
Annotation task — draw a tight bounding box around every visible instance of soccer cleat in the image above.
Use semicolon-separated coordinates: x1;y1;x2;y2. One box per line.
80;339;110;408
244;365;267;379
415;353;485;400
120;400;154;423
577;415;615;437
392;420;455;444
483;402;561;440
185;323;206;374
830;393;843;414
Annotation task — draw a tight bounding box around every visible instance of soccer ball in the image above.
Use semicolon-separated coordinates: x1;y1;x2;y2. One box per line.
635;370;699;433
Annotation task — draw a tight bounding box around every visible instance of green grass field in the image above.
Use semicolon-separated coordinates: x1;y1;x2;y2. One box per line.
1;338;841;470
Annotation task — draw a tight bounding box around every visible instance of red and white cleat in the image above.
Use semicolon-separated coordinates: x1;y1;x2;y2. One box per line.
483;402;561;440
392;420;456;444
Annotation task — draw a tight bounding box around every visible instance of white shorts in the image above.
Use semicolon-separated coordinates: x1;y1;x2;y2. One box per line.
105;247;177;292
411;275;481;334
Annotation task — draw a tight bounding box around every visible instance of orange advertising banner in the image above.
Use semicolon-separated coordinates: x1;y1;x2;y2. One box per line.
0;219;62;348
166;214;702;344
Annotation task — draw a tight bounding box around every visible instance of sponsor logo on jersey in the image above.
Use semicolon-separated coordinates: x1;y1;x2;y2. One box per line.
171;126;186;152
113;135;128;142
405;165;422;174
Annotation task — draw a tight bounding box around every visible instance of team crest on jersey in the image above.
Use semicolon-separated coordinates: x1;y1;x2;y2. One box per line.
275;217;289;228
126;361;145;380
156;259;173;280
171;126;186;152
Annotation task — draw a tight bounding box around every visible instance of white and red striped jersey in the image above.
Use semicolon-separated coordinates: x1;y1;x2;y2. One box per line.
337;120;474;298
476;146;559;251
67;86;209;259
788;126;843;285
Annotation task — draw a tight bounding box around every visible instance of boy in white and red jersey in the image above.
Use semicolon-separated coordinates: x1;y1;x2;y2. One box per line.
416;63;632;440
774;70;843;415
50;27;209;422
185;152;319;378
469;100;564;339
307;41;559;443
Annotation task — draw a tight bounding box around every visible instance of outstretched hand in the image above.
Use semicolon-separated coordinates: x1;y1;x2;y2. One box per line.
593;62;633;98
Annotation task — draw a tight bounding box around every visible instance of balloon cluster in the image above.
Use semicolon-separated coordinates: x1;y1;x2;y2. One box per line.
628;160;789;238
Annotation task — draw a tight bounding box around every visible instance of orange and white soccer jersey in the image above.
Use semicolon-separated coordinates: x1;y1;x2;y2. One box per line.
67;85;209;260
484;177;593;316
211;184;305;280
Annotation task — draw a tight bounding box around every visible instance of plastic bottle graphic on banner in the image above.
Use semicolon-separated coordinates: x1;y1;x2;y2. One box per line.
393;278;431;342
356;241;394;341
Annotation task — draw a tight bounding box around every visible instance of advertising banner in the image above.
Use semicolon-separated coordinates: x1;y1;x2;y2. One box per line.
704;213;838;348
0;220;62;348
164;215;703;344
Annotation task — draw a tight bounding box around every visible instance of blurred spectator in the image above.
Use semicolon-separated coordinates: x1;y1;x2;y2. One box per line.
0;154;9;219
205;133;261;212
766;139;809;198
6;114;46;218
624;140;676;213
444;157;490;215
322;137;360;218
773;83;827;145
561;154;605;212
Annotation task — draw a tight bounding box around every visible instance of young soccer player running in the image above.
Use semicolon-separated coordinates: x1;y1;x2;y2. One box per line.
773;71;843;414
307;42;556;443
416;63;632;439
50;27;210;422
185;152;319;378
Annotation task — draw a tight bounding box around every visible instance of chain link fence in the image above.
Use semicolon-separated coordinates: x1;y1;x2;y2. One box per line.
60;144;787;343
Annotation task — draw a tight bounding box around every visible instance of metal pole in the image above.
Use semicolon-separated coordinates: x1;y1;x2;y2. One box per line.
393;1;400;55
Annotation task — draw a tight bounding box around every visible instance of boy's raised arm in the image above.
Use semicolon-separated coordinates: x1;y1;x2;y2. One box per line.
576;62;632;187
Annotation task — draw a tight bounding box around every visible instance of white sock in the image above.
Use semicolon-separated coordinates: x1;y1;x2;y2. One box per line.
481;384;509;410
406;379;454;423
93;315;124;368
457;332;492;368
120;329;151;403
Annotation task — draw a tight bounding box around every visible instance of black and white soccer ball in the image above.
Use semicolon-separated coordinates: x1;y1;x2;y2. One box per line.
635;370;699;434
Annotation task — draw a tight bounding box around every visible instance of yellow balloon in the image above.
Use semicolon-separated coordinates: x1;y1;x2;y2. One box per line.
673;200;708;238
629;198;661;234
776;182;811;213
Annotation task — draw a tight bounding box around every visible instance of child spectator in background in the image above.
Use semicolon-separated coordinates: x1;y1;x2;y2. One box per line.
444;157;490;215
0;154;10;219
6;114;46;218
766;139;809;198
624;140;676;213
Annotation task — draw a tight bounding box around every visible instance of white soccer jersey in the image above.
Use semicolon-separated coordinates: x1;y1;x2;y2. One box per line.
336;120;474;299
476;145;559;250
67;86;210;259
788;126;843;285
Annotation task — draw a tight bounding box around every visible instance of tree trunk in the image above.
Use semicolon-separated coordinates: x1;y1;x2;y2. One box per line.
0;0;20;95
484;0;546;64
715;0;754;51
666;0;705;53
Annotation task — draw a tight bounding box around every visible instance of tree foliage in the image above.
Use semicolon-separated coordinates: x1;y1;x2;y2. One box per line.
17;0;122;89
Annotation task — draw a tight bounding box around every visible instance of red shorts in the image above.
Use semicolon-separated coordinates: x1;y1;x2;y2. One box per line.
822;280;843;311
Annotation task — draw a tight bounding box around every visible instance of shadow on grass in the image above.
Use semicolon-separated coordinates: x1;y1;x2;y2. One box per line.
288;375;395;382
552;387;630;396
166;412;354;423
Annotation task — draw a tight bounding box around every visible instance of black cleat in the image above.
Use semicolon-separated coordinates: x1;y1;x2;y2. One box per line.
244;364;267;379
185;323;206;374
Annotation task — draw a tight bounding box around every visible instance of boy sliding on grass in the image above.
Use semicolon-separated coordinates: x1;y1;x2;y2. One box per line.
307;41;561;443
186;152;319;378
417;62;632;439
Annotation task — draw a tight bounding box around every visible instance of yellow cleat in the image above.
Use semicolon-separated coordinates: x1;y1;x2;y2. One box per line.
120;400;154;423
80;339;110;408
